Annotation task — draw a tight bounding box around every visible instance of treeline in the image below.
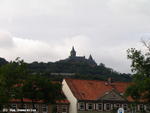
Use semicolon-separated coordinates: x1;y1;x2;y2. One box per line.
0;57;132;82
27;60;132;82
0;59;63;110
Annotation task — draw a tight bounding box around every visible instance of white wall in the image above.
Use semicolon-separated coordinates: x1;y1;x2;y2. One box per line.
62;79;78;113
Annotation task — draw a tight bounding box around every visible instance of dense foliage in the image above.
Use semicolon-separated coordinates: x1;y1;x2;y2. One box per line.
0;58;62;110
27;61;131;82
0;57;131;82
125;42;150;103
0;57;8;66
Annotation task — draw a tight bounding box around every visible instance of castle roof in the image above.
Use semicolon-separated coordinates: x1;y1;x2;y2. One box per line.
89;54;93;60
68;47;97;66
71;46;76;52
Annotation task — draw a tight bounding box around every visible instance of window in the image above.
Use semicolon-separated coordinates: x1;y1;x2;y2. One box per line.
35;104;39;113
56;105;61;113
23;104;26;109
56;105;58;113
115;103;120;109
145;104;150;111
78;103;85;110
96;103;103;111
11;104;17;109
62;105;67;113
86;103;94;110
123;104;128;111
42;104;48;113
139;104;144;111
105;103;110;111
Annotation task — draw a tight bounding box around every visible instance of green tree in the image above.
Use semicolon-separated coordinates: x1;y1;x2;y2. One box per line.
126;41;150;112
0;58;63;112
0;58;27;110
126;47;150;100
22;74;63;109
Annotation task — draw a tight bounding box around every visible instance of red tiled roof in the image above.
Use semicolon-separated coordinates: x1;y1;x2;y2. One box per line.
65;78;131;101
56;99;70;104
11;98;69;104
11;99;43;103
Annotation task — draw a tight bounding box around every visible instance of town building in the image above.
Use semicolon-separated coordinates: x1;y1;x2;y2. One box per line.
3;78;150;113
5;99;69;113
2;82;70;113
62;78;149;113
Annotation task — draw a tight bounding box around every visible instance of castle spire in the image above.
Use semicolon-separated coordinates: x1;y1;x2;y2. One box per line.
70;46;76;57
88;54;93;60
88;54;97;66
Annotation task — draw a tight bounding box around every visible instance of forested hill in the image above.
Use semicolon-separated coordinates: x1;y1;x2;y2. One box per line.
0;57;8;66
0;57;132;82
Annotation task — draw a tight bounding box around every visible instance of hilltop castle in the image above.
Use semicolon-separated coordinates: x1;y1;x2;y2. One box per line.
58;46;97;66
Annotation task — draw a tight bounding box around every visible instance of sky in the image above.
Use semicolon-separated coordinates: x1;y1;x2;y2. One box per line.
0;0;150;73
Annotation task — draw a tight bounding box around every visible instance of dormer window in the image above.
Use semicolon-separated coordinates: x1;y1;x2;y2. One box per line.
105;82;108;86
105;92;109;94
120;93;124;95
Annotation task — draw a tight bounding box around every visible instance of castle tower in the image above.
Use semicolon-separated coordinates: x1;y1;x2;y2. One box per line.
88;54;97;66
70;46;76;57
88;54;93;61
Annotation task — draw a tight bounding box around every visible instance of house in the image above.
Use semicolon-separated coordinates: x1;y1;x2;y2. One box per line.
1;82;69;113
3;99;69;113
62;78;150;113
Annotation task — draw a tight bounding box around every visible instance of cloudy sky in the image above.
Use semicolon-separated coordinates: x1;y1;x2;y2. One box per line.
0;0;150;73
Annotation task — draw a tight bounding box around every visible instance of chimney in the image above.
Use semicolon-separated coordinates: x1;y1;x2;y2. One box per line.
107;77;112;84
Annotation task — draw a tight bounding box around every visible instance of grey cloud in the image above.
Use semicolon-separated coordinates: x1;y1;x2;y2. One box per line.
0;31;14;48
0;0;149;73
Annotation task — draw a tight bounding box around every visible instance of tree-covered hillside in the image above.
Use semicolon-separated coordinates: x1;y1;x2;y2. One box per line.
27;60;131;82
0;57;8;66
0;57;131;82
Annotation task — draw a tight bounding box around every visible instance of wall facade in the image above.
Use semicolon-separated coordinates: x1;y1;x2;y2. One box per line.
62;79;78;113
77;102;150;113
2;103;69;113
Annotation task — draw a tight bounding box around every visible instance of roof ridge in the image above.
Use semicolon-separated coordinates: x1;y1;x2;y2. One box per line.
65;78;130;83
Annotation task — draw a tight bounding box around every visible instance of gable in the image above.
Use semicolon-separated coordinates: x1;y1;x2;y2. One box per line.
100;90;126;101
